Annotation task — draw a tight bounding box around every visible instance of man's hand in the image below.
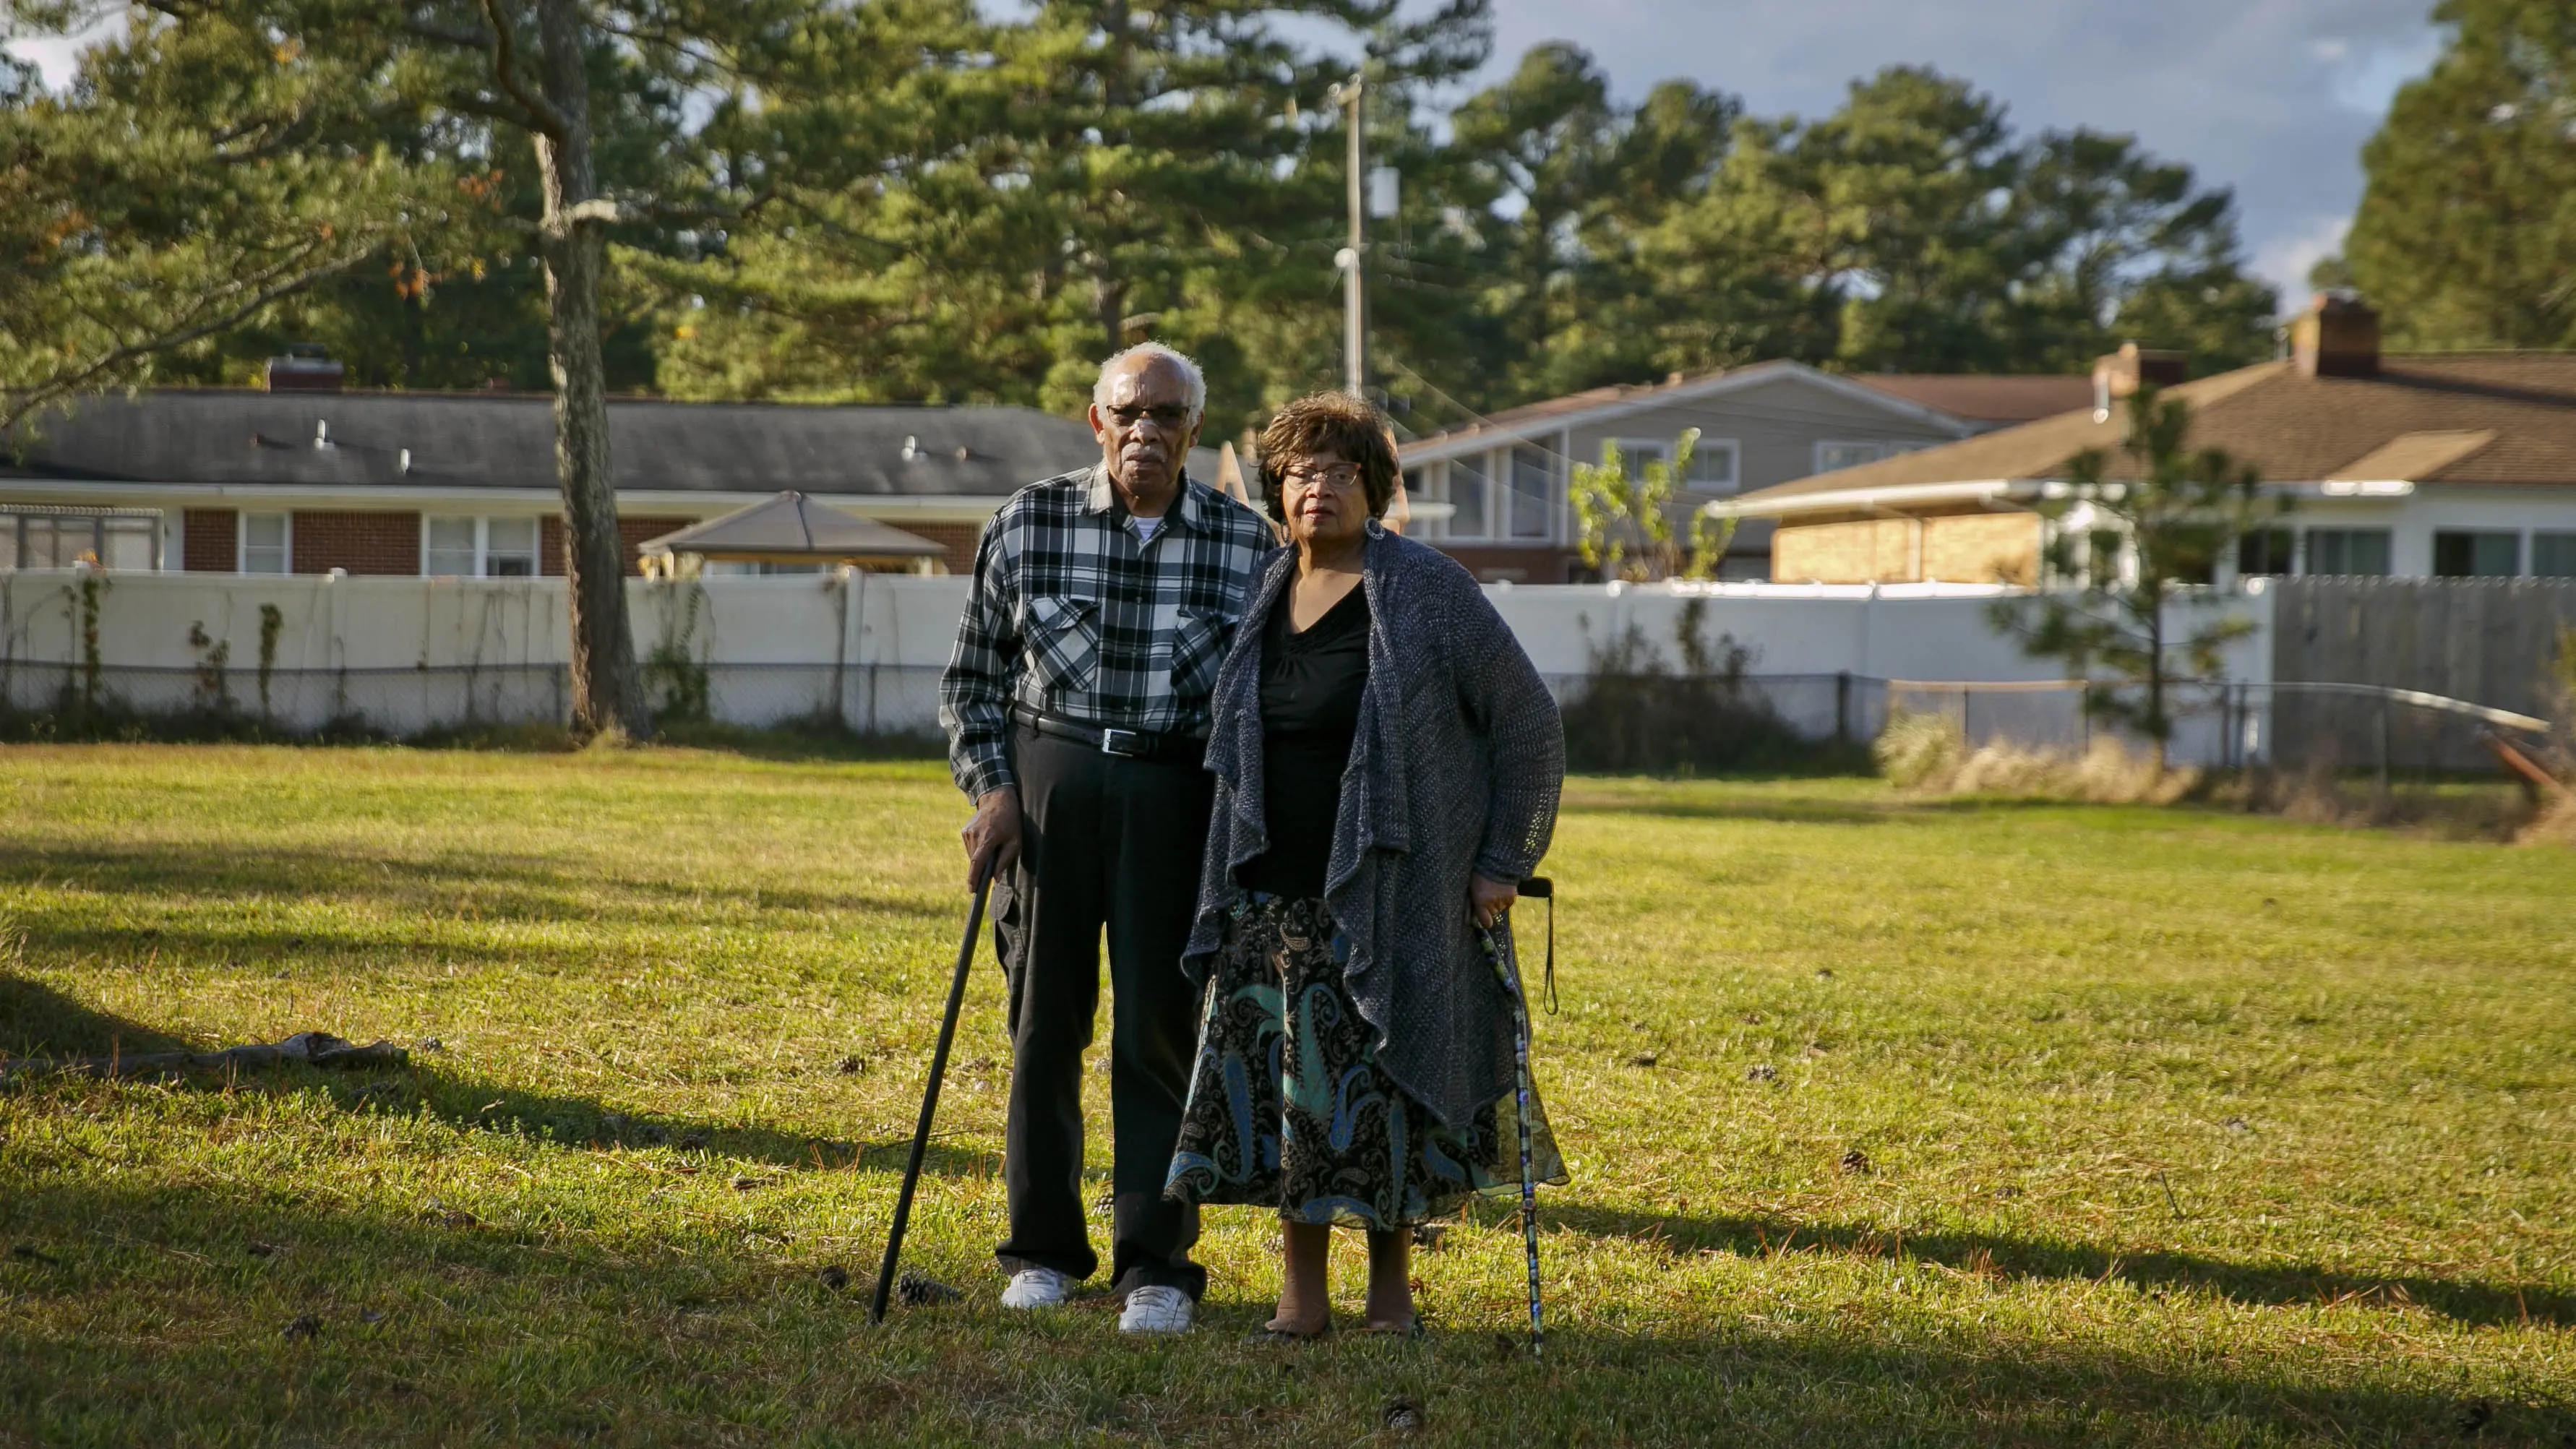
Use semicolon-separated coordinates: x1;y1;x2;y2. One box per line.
962;788;1022;890
1468;873;1518;929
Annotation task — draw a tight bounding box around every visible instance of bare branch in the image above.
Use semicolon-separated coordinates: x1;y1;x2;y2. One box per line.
476;0;571;139
2;238;385;437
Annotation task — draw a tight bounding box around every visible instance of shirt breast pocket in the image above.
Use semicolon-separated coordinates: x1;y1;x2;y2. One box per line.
1169;607;1238;699
1024;594;1100;695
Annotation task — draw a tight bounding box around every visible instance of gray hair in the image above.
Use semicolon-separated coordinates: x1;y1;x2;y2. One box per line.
1094;342;1206;421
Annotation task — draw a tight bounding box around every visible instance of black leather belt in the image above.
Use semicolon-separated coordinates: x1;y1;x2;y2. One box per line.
1012;705;1205;763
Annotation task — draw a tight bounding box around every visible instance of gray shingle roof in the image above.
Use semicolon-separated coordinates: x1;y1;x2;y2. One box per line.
3;389;1206;496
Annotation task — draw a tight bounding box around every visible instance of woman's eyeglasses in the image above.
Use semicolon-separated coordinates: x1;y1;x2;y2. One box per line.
1281;464;1365;491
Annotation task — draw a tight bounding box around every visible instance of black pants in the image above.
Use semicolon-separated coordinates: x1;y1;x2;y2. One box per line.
991;723;1209;1299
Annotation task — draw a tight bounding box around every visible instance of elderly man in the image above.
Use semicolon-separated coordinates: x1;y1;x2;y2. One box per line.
938;343;1271;1334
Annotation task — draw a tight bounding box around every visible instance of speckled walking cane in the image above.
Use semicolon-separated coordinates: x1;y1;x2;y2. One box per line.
1481;875;1553;1360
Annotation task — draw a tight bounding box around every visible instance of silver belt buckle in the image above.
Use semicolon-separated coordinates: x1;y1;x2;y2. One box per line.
1099;726;1147;758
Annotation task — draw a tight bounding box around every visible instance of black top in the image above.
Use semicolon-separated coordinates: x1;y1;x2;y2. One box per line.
1236;580;1371;899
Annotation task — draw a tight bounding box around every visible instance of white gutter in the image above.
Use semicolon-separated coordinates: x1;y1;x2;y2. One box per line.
1703;478;2030;520
0;478;1013;520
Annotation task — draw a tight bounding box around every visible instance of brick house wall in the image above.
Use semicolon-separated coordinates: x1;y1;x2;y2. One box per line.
1427;544;1577;585
902;522;982;575
181;509;236;572
291;511;423;575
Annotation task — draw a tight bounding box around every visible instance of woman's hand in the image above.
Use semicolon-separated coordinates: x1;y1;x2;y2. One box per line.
1468;873;1518;929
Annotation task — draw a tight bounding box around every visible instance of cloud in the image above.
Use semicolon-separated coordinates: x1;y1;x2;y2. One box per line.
3;12;125;91
2254;213;2353;299
1478;0;2442;317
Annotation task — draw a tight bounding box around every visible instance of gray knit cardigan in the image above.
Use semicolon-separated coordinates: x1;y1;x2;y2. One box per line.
1182;523;1564;1129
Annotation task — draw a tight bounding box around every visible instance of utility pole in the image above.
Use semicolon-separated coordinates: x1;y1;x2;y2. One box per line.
1328;72;1365;398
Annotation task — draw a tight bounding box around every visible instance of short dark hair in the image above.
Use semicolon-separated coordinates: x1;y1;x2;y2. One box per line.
1257;392;1399;523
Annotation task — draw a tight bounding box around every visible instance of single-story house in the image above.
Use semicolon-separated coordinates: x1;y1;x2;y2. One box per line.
1395;361;2095;582
1713;294;2576;586
0;366;1217;578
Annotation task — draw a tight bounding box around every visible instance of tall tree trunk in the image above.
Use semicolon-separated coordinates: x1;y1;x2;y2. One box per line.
532;0;643;738
1094;273;1127;360
2146;584;2168;774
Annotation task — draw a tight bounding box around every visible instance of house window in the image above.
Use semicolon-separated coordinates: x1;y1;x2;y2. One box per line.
485;517;541;577
2534;532;2576;579
2304;528;2392;577
0;509;161;570
1613;438;1672;476
241;512;292;575
1446;454;1490;539
1815;441;1883;473
1508;444;1553;540
2432;530;2520;578
424;515;543;577
424;517;478;576
1685;439;1739;494
2236;528;2295;577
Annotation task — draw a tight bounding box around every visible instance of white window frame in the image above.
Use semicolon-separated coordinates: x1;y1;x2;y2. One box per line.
239;511;293;575
1439;454;1493;541
422;515;545;578
1683;437;1741;494
1506;443;1556;543
1611;437;1674;475
1814;439;1884;474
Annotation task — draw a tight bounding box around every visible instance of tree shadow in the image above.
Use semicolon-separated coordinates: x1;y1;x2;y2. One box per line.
4;1179;2565;1446
1524;1200;2576;1331
0;841;951;929
0;973;190;1059
0;972;998;1181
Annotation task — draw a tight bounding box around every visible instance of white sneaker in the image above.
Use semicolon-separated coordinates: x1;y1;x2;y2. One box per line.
1000;1266;1073;1310
1117;1284;1194;1334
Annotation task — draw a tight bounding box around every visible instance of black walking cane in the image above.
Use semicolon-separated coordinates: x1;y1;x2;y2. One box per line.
871;859;995;1325
1480;874;1553;1359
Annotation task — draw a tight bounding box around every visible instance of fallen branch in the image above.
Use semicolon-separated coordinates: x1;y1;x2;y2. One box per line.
0;1031;410;1080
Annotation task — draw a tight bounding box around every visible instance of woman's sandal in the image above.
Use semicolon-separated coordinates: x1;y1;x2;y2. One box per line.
1356;1317;1427;1341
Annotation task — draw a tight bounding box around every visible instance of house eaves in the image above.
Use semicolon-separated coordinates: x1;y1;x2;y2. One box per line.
1399;361;1980;465
1705;479;2033;520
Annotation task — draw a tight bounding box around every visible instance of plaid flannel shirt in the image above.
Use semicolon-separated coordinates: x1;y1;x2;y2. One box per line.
940;465;1274;800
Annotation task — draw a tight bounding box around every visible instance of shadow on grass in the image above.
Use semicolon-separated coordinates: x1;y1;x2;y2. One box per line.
1;1179;2565;1446
0;840;953;931
1526;1200;2576;1332
0;974;192;1059
0;975;999;1182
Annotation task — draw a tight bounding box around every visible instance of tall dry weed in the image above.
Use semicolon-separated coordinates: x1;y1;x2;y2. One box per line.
1876;713;2198;803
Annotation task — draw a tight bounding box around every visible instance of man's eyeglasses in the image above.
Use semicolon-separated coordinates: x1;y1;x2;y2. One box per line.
1281;464;1365;491
1106;403;1194;430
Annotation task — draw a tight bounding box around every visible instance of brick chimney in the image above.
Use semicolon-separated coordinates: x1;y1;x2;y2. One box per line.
2291;292;2379;378
265;343;344;392
2090;341;2189;419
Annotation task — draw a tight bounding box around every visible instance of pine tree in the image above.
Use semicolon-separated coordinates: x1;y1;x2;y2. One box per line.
1988;387;2283;770
2342;0;2576;348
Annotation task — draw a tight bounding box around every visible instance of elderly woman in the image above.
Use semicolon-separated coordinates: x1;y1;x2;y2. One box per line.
1163;392;1566;1339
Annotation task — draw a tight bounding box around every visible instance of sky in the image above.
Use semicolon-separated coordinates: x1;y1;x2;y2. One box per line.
1478;0;2447;301
9;1;2447;302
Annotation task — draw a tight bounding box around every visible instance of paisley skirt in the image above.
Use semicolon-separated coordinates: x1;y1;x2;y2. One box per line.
1163;894;1565;1230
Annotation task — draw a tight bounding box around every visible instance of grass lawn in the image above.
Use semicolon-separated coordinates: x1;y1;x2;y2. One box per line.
1;745;2570;1446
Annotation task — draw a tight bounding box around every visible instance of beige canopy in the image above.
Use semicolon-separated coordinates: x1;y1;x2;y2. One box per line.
637;491;947;569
